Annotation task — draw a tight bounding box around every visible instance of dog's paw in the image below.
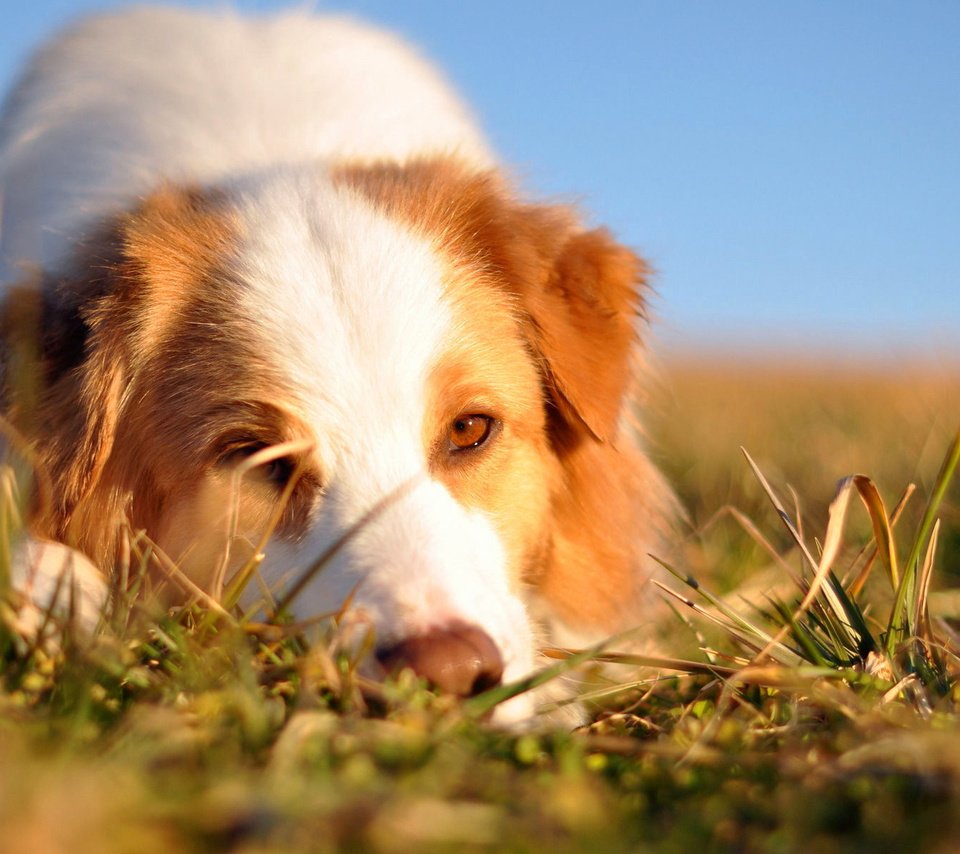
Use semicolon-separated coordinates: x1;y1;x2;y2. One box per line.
5;537;108;639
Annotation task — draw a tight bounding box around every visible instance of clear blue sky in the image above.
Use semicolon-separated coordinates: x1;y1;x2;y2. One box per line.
2;1;957;359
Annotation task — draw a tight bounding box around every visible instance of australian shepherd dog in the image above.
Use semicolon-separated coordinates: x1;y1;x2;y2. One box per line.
0;7;673;721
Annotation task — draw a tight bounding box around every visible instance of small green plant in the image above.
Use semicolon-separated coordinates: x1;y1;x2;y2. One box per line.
647;427;960;715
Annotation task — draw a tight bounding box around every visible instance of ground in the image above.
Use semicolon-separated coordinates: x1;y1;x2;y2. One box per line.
1;355;959;852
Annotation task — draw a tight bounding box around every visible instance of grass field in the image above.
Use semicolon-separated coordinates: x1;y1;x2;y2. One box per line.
2;355;959;853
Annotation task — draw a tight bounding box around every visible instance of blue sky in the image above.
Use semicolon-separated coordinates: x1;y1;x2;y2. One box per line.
2;1;957;359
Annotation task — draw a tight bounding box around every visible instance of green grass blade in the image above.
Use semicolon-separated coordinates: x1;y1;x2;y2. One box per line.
461;637;617;717
886;427;960;656
823;570;875;654
766;597;831;667
651;555;801;659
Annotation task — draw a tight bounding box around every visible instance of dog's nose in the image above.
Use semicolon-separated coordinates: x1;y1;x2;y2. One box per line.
376;624;504;697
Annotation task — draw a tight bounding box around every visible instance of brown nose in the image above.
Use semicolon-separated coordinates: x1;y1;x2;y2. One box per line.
376;624;504;697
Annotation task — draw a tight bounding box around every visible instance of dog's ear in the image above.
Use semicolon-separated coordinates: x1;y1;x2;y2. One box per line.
2;186;231;545
485;198;669;631
468;182;665;629
43;290;129;528
440;168;648;443
512;220;648;443
1;245;130;539
449;172;650;444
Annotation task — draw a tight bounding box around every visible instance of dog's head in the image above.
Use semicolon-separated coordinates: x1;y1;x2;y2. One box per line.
5;158;658;718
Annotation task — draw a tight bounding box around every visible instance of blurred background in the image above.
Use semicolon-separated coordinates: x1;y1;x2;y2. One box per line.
1;0;957;363
2;1;958;567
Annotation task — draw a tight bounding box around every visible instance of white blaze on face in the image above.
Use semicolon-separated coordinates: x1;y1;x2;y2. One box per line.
224;168;536;691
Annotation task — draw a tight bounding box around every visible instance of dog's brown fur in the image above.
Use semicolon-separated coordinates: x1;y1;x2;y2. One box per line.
2;158;672;633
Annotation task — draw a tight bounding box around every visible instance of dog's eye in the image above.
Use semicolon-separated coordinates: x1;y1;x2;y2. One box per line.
221;444;295;487
258;456;295;487
448;414;494;451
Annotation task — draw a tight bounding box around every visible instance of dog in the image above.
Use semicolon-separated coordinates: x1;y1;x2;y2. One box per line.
0;7;673;721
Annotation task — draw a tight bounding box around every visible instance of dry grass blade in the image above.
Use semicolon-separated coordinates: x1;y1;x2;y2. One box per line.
655;582;768;657
853;475;900;589
789;485;805;543
0;410;54;525
0;416;53;597
0;465;20;593
726;663;892;690
116;521;132;604
463;626;654;717
555;678;665;710
914;519;940;644
653;582;771;659
800;476;855;620
741;447;821;575
653;578;804;666
146;539;232;619
220;438;315;608
541;648;739;678
698;504;802;583
847;483;914;597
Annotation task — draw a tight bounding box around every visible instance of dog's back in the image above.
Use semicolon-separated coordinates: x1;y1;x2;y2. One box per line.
0;7;493;279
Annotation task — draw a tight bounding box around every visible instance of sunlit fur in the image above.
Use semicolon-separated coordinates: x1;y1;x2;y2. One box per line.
0;8;674;721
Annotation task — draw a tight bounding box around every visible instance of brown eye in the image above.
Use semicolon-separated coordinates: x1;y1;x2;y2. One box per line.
449;414;494;451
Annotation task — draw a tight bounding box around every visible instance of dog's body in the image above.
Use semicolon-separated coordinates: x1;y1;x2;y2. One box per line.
0;7;672;720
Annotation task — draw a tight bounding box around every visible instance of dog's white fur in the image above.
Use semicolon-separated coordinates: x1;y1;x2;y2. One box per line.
0;7;492;280
224;168;537;681
1;7;670;722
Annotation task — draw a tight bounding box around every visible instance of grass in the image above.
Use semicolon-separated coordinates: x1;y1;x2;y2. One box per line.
2;354;960;852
